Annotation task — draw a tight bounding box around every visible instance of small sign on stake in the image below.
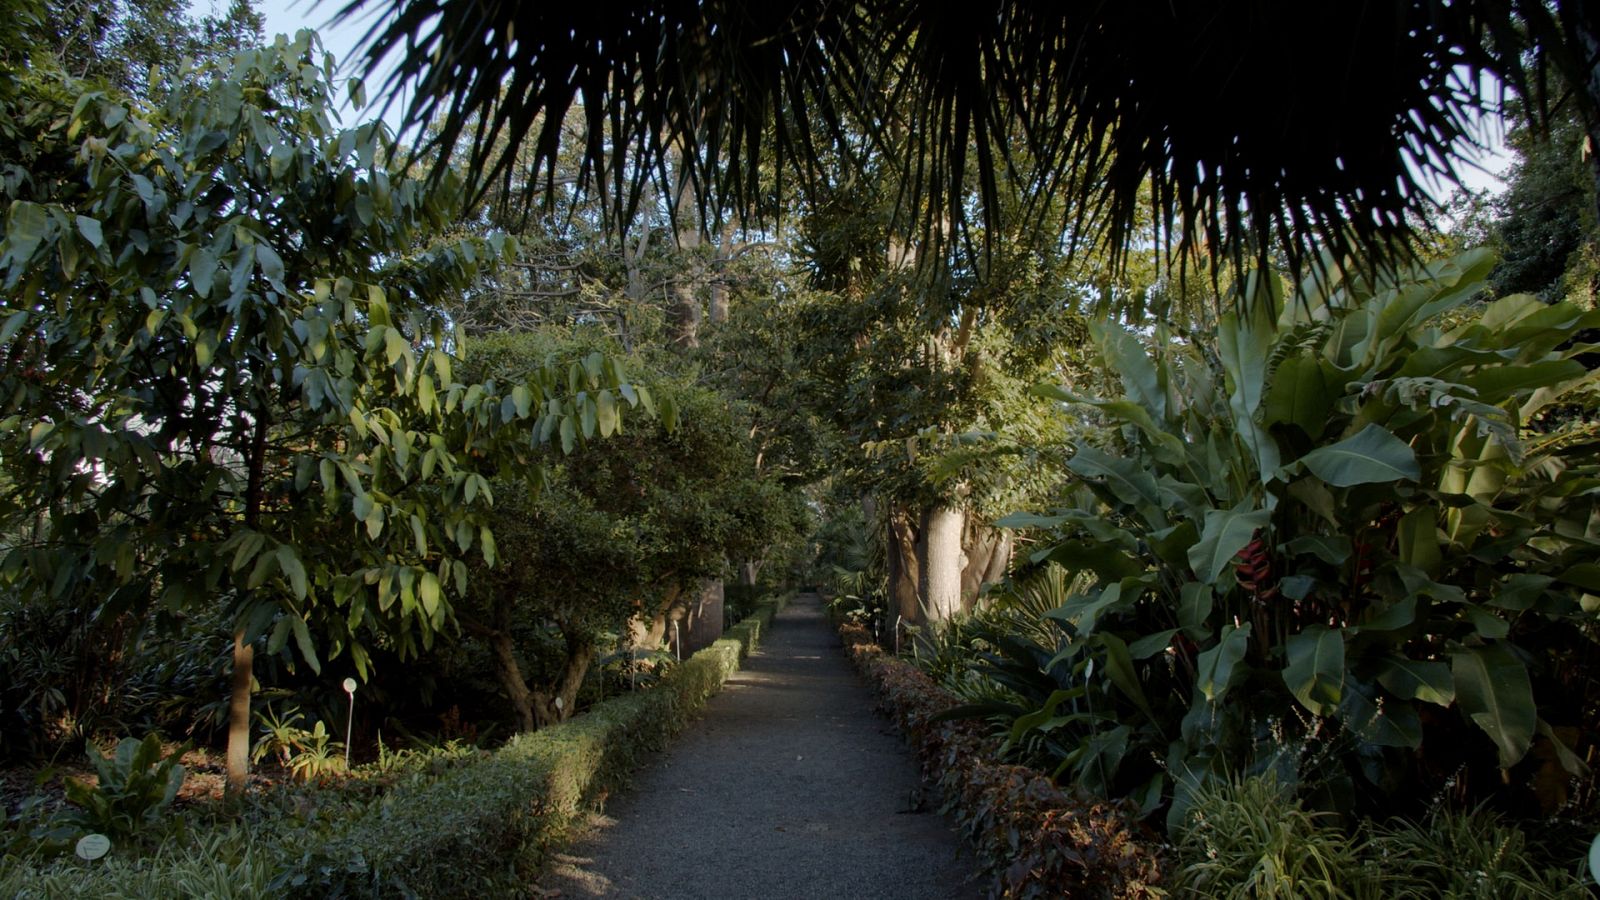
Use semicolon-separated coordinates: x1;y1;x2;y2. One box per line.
75;833;111;861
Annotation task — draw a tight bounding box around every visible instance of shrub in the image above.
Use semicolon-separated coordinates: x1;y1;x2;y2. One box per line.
1172;772;1361;899
1168;771;1594;899
838;620;1166;898
4;596;790;898
279;594;788;898
0;827;278;900
1363;808;1593;899
59;735;188;844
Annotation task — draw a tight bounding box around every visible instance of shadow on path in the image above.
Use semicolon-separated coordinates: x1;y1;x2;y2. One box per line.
538;593;980;899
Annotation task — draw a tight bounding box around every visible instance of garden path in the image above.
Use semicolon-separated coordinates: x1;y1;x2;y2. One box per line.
538;592;981;899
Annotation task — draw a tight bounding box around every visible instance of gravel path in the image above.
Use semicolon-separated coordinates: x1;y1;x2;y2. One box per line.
539;593;981;899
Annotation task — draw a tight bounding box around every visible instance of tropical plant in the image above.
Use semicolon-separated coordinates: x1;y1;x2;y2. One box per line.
1173;772;1363;900
968;248;1600;826
284;720;346;784
60;734;188;842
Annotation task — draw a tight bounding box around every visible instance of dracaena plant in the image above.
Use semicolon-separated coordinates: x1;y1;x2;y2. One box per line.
983;248;1600;825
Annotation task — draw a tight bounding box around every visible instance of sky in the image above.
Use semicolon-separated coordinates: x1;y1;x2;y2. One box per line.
253;0;1517;202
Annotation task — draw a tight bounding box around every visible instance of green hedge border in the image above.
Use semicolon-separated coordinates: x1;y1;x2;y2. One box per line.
834;618;1166;899
285;594;791;897
3;596;790;899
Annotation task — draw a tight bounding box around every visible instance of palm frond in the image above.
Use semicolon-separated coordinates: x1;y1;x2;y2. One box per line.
333;0;1596;281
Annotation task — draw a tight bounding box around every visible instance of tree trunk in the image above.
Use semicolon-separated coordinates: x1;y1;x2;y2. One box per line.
225;411;270;797
681;577;724;653
488;630;537;733
670;146;704;348
709;221;734;325
920;504;965;623
225;629;253;796
887;507;922;625
738;560;759;586
959;521;1013;612
532;632;595;727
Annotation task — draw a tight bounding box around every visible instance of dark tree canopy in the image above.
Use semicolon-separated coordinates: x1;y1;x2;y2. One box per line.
337;0;1599;275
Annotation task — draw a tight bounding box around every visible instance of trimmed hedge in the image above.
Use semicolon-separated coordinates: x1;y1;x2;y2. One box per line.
286;592;787;890
284;594;791;898
6;596;789;899
835;620;1166;899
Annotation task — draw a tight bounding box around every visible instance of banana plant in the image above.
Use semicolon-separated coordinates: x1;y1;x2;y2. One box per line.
988;248;1600;823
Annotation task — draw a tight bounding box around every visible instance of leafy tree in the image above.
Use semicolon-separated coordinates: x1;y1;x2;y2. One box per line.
0;32;640;789
1490;105;1600;304
39;0;263;94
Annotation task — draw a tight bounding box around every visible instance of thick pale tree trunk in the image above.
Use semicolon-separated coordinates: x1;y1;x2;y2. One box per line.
920;504;966;623
959;522;1013;612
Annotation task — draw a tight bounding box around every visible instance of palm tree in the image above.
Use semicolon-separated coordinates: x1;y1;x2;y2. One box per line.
335;0;1599;274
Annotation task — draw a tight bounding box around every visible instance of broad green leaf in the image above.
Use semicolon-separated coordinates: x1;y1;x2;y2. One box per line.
1282;625;1344;715
1098;633;1154;719
1089;322;1166;421
1463;360;1585;404
559;415;576;454
256;242;285;285
190;248;218;298
1195;622;1251;703
418;571;441;618
597;389;618;437
1178;581;1213;638
4;201;47;262
1262;354;1336;437
1188;505;1269;584
1068;447;1161;510
0;310;28;344
479;526;497;566
74;215;103;248
1294;424;1419;487
1360;595;1417;632
289;614;320;674
1127;628;1178;660
995;512;1070;530
1396;507;1442;576
276;545;308;600
1376;656;1454;706
1452;643;1535;768
1342;684;1423;749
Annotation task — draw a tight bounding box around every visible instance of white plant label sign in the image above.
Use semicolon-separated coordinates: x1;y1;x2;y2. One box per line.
1589;832;1600;885
75;833;111;861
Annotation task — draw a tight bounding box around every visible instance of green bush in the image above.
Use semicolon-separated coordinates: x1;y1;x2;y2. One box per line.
1173;773;1362;899
3;596;790;899
279;595;788;898
0;827;278;899
1170;772;1594;899
59;735;188;844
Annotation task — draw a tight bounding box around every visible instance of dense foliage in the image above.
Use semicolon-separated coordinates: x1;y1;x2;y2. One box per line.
935;250;1599;839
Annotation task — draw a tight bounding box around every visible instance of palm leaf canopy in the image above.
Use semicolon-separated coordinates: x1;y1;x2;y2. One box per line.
336;0;1596;272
